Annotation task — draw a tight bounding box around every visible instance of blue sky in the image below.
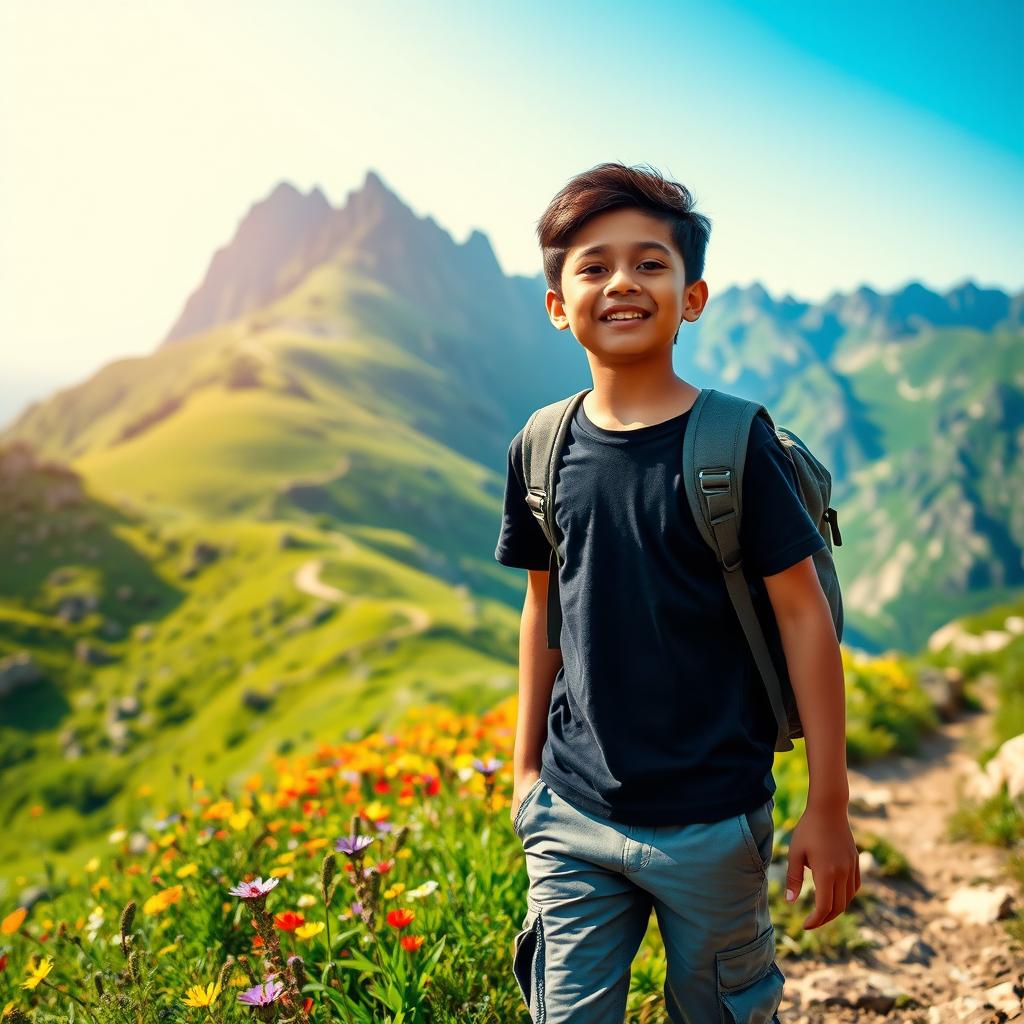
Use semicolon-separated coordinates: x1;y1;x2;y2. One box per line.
1;0;1021;426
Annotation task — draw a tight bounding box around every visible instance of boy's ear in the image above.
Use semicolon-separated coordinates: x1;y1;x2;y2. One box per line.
545;289;571;330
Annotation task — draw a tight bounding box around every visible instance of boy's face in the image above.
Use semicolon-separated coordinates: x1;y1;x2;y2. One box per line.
545;207;708;357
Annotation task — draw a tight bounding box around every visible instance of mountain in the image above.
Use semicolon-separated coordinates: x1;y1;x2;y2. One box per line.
1;170;1022;878
3;172;1023;655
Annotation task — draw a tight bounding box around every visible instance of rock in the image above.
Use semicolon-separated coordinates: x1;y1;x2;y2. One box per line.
918;665;967;721
856;989;897;1013
884;934;937;965
849;785;893;814
0;651;44;697
927;995;991;1022
946;884;1015;924
56;592;99;623
110;696;140;720
75;639;116;666
241;689;274;712
984;981;1022;1016
180;540;221;578
981;733;1024;801
858;850;880;876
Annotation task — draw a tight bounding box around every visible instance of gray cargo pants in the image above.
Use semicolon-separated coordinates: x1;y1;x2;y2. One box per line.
510;778;784;1023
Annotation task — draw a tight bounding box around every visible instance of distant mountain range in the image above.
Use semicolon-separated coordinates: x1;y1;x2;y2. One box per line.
3;169;1023;656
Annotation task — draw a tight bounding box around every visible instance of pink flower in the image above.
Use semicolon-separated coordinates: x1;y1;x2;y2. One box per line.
227;876;280;899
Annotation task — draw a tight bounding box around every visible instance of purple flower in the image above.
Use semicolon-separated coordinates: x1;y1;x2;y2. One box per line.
374;821;395;835
350;900;363;916
227;876;280;899
473;757;502;777
335;834;374;857
237;976;285;1005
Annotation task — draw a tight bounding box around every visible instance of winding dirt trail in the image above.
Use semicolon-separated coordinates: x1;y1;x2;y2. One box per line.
290;532;433;648
779;676;1023;1022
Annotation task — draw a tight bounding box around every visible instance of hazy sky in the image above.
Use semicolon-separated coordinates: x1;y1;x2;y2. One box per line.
2;0;1022;426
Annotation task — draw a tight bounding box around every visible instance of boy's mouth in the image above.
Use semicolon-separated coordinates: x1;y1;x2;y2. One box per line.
600;311;652;325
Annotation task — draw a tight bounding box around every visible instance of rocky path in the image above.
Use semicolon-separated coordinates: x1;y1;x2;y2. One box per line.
779;676;1023;1023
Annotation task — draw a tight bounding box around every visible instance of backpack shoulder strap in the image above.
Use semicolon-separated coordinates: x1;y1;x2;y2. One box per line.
521;388;590;648
681;387;794;751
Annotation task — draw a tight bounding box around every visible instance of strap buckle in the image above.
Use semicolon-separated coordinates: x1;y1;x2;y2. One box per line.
699;468;731;494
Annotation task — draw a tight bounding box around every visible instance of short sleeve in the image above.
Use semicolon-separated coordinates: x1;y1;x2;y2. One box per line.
494;428;554;571
739;417;827;577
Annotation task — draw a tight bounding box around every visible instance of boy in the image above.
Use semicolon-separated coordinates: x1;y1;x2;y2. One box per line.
494;162;858;1023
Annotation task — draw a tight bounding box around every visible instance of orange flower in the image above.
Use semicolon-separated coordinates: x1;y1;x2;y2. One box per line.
401;934;425;951
386;908;415;930
1;908;27;935
273;911;305;932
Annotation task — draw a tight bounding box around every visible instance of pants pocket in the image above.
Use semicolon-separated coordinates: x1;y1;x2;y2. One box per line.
512;778;545;837
738;797;775;878
511;907;546;1021
715;923;785;1024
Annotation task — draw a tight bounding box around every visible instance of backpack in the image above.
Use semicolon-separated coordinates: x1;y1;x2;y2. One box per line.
520;385;844;752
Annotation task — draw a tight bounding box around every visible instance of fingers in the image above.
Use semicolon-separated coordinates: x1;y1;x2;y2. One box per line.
802;876;835;929
785;860;805;904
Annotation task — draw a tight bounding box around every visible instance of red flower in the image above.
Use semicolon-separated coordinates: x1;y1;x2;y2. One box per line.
424;776;441;796
375;860;394;875
373;779;391;794
274;910;305;932
400;934;425;951
386;908;415;930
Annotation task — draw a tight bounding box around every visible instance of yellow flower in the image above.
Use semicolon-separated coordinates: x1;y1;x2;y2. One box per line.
91;877;111;895
181;979;222;1007
22;954;54;990
84;857;100;873
3;1001;15;1017
295;921;325;940
143;884;184;915
229;809;253;831
274;851;297;866
137;783;153;797
364;800;388;821
157;942;179;957
1;907;26;934
175;863;199;879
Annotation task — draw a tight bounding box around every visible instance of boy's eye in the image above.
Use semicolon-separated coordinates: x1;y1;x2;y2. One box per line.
580;261;664;275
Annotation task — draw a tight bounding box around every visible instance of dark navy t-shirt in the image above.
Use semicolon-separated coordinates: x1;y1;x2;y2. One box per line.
494;395;827;826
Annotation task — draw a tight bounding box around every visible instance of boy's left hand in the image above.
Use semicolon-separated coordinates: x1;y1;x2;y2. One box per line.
784;803;861;929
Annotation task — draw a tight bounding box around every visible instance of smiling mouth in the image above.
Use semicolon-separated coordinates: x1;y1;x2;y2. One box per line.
600;312;652;324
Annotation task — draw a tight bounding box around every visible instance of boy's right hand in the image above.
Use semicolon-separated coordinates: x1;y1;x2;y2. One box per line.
510;771;543;825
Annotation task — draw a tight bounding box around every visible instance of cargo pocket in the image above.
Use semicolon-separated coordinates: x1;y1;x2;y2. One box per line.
715;923;785;1024
511;906;546;1022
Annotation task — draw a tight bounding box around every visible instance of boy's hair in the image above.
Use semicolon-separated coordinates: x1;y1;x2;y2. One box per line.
536;161;712;345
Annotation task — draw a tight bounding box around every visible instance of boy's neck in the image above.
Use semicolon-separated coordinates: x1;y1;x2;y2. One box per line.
582;374;701;432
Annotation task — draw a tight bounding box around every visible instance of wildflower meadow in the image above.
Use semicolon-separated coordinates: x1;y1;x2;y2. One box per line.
0;647;944;1023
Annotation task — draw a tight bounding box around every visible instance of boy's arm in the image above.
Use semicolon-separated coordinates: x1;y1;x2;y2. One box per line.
513;568;563;796
763;554;859;929
763;555;848;810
